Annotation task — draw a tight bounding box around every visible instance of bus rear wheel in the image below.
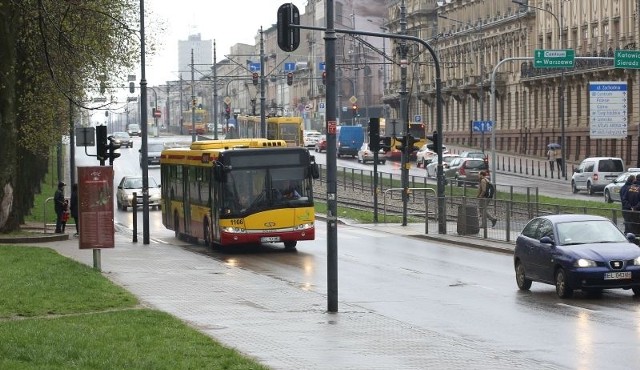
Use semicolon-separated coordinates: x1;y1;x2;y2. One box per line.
284;241;297;251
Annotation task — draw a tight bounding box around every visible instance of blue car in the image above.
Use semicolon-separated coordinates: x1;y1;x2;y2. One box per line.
514;214;640;298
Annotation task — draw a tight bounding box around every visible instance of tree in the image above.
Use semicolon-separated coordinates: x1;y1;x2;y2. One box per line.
0;0;143;232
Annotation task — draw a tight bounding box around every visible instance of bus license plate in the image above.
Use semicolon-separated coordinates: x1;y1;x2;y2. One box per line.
261;236;281;243
604;272;631;280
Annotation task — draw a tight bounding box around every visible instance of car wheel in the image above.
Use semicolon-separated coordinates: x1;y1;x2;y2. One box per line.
604;189;613;203
632;287;640;296
587;182;594;195
284;241;297;251
515;261;532;290
555;268;573;298
381;160;386;165
571;181;579;194
357;157;362;163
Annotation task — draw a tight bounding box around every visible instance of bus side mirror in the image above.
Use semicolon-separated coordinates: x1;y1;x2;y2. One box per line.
310;163;319;179
213;163;226;182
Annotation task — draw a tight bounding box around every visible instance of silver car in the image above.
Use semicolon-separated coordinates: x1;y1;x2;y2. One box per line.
603;168;640;203
116;176;162;211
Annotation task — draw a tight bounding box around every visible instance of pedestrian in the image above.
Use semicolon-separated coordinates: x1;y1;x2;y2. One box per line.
621;175;635;234
61;200;69;233
70;183;79;236
546;147;557;175
555;151;563;175
54;181;66;233
477;171;497;228
628;177;640;234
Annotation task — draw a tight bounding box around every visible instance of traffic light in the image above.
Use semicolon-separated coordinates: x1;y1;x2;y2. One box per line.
426;131;439;151
106;136;121;165
379;136;392;152
351;104;358;116
96;125;107;162
252;72;259;86
395;136;406;151
277;3;300;52
406;134;420;152
224;103;230;119
369;118;380;151
129;82;135;93
322;71;326;85
287;73;293;86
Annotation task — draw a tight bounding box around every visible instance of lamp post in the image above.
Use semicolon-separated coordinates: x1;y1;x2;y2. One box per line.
513;0;566;179
438;14;486;152
139;0;150;245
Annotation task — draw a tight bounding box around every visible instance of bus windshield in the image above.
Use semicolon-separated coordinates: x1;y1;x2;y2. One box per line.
223;167;310;215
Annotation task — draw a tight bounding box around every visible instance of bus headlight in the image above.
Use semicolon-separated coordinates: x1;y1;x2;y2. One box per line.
294;223;314;231
222;226;246;234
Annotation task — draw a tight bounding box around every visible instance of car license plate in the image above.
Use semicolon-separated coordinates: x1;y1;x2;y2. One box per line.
604;271;631;280
261;236;281;243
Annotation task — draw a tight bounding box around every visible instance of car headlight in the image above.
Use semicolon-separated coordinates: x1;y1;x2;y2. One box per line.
574;258;597;268
632;256;640;266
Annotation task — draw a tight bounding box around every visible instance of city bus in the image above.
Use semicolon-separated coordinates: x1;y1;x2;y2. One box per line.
182;108;208;135
267;116;303;147
160;138;319;249
386;122;426;161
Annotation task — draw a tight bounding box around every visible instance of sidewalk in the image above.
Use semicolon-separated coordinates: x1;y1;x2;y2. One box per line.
1;222;537;370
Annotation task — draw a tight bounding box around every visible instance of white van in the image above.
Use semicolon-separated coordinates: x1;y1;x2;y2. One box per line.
571;157;625;195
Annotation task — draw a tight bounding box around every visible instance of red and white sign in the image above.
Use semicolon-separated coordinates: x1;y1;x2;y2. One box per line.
327;121;337;135
77;166;114;249
153;108;161;118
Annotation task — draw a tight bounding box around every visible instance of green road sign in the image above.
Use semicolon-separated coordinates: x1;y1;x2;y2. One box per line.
614;50;640;69
534;49;575;68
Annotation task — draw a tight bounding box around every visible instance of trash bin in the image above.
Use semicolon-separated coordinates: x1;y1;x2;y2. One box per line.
457;204;479;235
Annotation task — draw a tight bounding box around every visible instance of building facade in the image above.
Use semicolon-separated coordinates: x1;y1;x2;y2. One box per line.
178;33;213;82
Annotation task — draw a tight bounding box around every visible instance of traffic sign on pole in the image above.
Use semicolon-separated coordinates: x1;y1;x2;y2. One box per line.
614;50;640;69
589;81;627;139
534;49;575;68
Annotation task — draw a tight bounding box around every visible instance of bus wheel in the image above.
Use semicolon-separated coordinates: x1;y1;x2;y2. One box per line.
284;241;297;251
173;211;180;239
203;218;211;248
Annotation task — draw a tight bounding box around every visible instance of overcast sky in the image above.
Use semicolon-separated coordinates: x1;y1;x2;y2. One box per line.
143;0;307;86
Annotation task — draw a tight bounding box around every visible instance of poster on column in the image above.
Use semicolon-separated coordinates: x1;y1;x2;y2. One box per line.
77;166;115;249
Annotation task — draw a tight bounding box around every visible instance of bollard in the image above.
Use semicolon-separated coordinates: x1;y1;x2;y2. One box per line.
132;192;138;243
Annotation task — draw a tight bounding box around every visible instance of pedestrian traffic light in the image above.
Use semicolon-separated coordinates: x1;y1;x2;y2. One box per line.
129;82;135;93
379;136;392;152
287;73;293;86
96;125;107;163
369;118;380;151
406;134;420;152
426;131;440;152
106;135;121;165
277;3;300;52
252;72;259;86
322;71;326;85
395;136;406;151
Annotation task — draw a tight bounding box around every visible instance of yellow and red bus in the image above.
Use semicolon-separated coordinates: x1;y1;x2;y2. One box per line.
386;122;426;161
236;116;304;147
182;108;208;135
160;138;319;249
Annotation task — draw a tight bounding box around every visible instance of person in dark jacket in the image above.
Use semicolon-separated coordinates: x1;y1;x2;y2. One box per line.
627;177;640;234
70;183;79;236
54;181;66;233
621;175;635;234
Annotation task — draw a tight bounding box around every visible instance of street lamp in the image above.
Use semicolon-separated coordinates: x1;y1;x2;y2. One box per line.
438;14;487;152
512;0;566;179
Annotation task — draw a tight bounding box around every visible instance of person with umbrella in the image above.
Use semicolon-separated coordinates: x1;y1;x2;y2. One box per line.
547;143;562;177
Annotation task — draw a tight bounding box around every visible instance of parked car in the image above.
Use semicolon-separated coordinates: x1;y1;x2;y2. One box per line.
357;143;386;164
571;157;625;195
514;214;640;298
140;141;166;167
415;144;448;168
116;175;162;211
444;158;488;186
314;135;327;153
603;168;640;203
425;153;460;178
110;132;133;148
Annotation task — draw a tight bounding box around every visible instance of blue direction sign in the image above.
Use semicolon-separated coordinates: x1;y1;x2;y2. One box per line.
249;62;261;72
319;62;326;71
472;120;493;133
414;114;422;123
284;62;296;72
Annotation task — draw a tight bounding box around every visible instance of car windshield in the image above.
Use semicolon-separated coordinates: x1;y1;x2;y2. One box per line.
114;132;129;138
556;220;627;245
148;143;165;152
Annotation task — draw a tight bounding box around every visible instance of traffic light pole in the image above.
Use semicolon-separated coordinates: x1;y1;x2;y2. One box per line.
398;0;409;226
